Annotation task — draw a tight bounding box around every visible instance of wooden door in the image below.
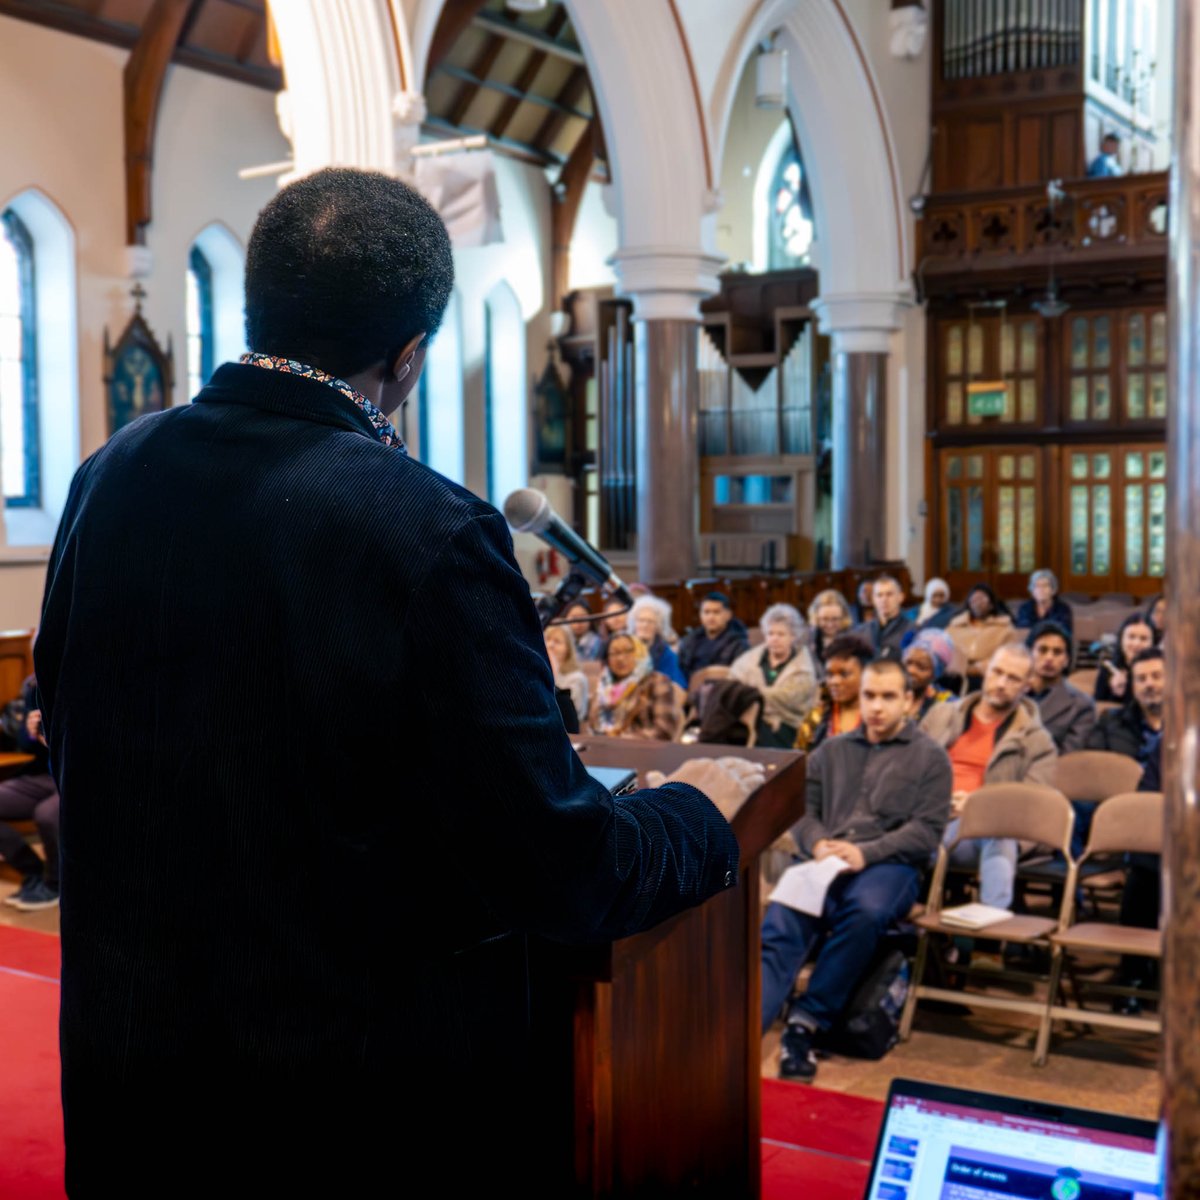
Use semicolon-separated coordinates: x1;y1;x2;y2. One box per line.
939;446;1042;599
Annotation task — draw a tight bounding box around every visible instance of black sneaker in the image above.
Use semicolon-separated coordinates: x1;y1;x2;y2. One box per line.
11;878;58;912
4;875;44;908
779;1023;818;1082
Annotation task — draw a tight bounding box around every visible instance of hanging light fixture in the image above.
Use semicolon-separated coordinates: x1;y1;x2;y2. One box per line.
755;37;787;110
1032;179;1070;319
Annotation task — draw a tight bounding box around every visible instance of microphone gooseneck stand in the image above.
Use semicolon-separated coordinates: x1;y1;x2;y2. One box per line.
535;571;630;632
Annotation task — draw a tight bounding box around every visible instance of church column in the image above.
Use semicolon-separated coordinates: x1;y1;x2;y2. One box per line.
1164;0;1200;1189
813;296;906;569
611;246;724;584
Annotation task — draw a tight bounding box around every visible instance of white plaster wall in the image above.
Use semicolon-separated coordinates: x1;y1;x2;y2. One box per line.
447;155;554;576
567;182;617;291
0;16;289;627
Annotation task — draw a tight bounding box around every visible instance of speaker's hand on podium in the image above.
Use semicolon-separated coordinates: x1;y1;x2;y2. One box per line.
645;756;767;823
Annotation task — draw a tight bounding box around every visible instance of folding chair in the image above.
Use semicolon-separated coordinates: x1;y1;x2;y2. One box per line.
1016;750;1144;908
1040;791;1164;1061
898;782;1076;1064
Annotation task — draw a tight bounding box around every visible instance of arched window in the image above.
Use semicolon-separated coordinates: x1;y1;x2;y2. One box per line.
416;290;465;483
484;282;526;507
186;245;215;397
767;134;814;268
0;209;39;509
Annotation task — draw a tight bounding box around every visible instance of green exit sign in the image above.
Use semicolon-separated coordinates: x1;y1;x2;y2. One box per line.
967;381;1008;418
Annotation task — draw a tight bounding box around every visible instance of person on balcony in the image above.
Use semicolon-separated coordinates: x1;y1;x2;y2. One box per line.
1087;131;1125;178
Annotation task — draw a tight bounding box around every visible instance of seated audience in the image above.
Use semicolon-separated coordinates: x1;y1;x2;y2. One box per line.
793;633;875;751
902;628;956;721
0;674;60;911
761;659;952;1081
562;601;605;662
855;574;915;661
1014;568;1074;635
1026;620;1096;752
1094;612;1156;704
629;595;686;688
1087;646;1164;761
729;603;817;749
543;624;588;731
917;577;956;630
676;591;750;681
586;633;680;741
920;644;1057;912
807;589;854;668
947;583;1015;688
1146;593;1165;645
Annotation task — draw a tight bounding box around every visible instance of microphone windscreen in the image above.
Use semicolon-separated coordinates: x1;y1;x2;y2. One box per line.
503;487;551;533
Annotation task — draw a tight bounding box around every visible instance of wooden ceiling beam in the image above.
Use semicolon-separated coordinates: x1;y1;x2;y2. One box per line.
124;0;201;245
527;65;589;155
422;116;565;169
446;31;505;129
489;6;569;140
471;9;585;66
426;0;490;76
436;62;589;121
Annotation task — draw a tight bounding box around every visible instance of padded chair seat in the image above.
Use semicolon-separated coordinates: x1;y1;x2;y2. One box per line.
914;912;1058;943
1050;923;1162;957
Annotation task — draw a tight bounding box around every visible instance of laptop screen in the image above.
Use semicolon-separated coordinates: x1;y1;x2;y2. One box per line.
863;1079;1161;1200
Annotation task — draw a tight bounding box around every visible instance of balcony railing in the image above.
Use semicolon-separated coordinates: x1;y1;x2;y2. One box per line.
916;171;1168;273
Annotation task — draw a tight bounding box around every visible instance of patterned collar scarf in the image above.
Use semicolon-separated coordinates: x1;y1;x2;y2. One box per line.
240;352;406;451
594;655;652;734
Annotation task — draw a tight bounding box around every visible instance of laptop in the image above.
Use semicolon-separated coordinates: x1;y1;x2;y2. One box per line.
584;764;639;797
863;1078;1162;1200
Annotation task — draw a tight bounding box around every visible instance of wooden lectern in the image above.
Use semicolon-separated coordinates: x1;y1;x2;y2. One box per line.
528;738;806;1198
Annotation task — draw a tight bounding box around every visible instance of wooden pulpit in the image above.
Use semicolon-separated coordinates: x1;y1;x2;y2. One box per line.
528;738;806;1198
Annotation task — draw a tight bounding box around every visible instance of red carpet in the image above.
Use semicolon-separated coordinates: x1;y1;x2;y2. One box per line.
762;1079;884;1200
0;928;883;1199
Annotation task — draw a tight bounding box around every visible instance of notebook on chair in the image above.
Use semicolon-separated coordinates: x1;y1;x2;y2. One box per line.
862;1078;1162;1200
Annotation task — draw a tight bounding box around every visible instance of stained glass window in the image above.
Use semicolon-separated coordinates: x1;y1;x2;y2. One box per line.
0;209;38;509
1067;313;1117;423
1125;308;1169;422
767;137;814;268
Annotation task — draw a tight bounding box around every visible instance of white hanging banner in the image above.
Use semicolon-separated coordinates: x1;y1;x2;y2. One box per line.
414;150;504;248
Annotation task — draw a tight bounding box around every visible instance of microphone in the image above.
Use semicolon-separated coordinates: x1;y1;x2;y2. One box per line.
503;488;633;606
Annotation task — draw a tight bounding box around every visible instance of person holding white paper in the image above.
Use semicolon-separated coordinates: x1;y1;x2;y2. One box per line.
760;659;953;1082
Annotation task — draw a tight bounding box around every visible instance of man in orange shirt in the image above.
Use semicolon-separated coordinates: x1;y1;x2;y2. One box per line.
919;643;1057;909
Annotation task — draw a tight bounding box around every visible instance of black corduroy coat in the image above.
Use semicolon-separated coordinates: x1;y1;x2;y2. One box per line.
35;362;738;1195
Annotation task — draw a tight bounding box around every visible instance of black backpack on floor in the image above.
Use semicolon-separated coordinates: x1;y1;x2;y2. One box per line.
815;932;913;1061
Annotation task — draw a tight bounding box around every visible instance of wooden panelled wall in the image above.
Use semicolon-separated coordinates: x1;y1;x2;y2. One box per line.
925;294;1167;602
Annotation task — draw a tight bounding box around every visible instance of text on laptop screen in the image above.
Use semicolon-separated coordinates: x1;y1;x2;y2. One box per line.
865;1094;1160;1200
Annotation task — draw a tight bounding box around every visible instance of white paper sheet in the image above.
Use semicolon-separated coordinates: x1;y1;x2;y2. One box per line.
767;856;852;916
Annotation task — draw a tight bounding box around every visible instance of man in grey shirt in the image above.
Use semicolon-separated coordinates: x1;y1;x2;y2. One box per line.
761;659;952;1081
1026;620;1095;752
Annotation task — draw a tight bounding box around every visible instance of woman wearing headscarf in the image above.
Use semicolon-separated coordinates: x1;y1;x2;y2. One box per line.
901;628;957;720
917;578;956;629
586;633;680;740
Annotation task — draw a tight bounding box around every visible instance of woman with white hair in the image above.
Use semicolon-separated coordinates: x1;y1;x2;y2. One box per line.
729;603;817;748
1014;568;1074;633
629;594;686;688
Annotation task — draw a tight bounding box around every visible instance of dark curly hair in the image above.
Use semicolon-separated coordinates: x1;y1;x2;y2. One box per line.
244;167;454;378
822;632;876;667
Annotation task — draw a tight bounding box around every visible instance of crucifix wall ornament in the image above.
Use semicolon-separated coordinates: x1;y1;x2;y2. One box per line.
103;282;174;438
